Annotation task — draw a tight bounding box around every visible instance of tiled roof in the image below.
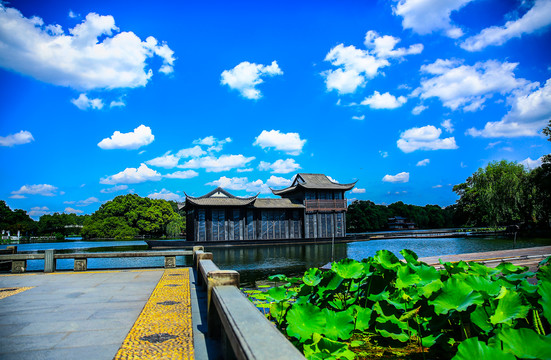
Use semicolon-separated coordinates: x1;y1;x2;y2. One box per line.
272;173;356;195
253;198;304;209
184;187;257;207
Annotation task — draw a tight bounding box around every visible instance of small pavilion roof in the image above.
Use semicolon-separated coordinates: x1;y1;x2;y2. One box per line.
184;187;258;207
271;173;357;195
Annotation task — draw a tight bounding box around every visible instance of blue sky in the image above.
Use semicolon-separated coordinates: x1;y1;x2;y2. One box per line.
1;0;551;218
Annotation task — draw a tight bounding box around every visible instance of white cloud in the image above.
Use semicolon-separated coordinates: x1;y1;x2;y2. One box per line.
0;6;174;91
432;185;443;188
351;188;366;194
461;0;551;51
253;130;306;155
364;30;423;59
71;93;104;110
327;176;339;183
323;31;422;94
520;156;543;169
11;184;58;197
412;104;427;115
352;115;365;120
146;152;180;168
28;206;51;217
237;168;254;173
100;184;129;193
397;125;458;153
220;61;282;99
177;145;207;158
100;163;162;184
179;155;255;172
65;207;83;214
258;159;301;174
74;197;100;207
467;78;551;138
68;11;79;19
416;159;430;166
441;119;454;133
98;125;154;150
0;130;34;147
206;175;291;194
110;98;126;108
379;150;389;158
360;91;407;109
383;172;410;183
415;59;528;111
164;170;199;179
148;189;184;202
393;0;474;38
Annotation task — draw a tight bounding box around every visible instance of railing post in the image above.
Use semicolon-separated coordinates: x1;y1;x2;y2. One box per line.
164;256;176;268
44;249;55;273
12;260;26;273
74;257;87;271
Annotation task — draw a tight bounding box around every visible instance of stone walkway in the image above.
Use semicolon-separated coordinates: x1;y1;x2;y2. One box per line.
0;270;166;360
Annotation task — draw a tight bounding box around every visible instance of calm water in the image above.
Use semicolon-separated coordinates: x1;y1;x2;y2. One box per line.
2;235;550;285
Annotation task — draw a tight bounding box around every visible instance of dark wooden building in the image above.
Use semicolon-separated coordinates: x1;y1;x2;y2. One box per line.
183;173;356;242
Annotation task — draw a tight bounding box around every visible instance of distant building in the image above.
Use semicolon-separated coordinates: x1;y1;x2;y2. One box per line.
388;216;416;230
182;173;356;242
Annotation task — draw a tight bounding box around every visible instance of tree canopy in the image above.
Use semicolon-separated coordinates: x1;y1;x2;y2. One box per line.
81;194;184;239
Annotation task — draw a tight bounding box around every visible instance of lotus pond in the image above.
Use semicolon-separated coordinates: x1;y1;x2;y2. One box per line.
244;249;551;360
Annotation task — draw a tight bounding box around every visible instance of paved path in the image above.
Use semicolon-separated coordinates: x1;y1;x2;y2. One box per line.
0;270;164;360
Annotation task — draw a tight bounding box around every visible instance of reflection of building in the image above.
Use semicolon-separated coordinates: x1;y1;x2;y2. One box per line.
182;173;356;242
388;216;416;230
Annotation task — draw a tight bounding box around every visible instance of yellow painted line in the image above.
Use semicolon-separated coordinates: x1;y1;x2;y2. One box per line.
0;287;34;300
114;268;194;360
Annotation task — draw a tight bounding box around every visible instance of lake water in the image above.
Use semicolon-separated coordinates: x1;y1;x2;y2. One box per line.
2;235;550;285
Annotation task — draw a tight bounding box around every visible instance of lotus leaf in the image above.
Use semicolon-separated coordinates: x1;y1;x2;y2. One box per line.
375;317;411;342
537;279;551;323
497;327;551;359
540;256;551;267
332;258;365;279
304;268;323;287
396;265;421;289
399;306;420;321
489;287;530;325
268;274;288;281
400;249;420;265
517;279;538;295
368;289;390;302
429;277;484;314
305;334;356;360
470;305;493;332
269;301;289;324
414;263;441;284
268;286;290;302
461;274;501;297
418;279;443;299
421;333;442;348
440;260;467;275
286;303;326;341
469;262;500;277
452;337;516;360
322;309;355;340
496;262;527;275
374;250;401;270
538;263;551;283
347;305;372;331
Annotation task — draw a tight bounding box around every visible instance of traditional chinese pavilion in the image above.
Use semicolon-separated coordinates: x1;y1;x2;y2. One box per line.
182;173;356;242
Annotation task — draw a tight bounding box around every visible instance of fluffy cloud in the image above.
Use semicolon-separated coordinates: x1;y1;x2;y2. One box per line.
65;207;83;214
412;105;427;115
393;0;474;38
177;145;207;158
520;156;543;169
258;159;301;174
467;79;551;138
74;197;100;207
351;188;366;194
352;115;365;120
253;130;306;155
220;61;282;99
100;163;162;184
206;175;291;194
100;185;128;193
416;159;430;166
0;130;34;147
28;206;51;217
98;125;154;150
0;6;174;91
461;0;551;51
147;189;184;202
360;91;407;109
382;172;410;183
441;119;454;133
364;30;423;59
164;170;199;179
146;152;180;168
10;184;58;198
179;155;255;172
71;93;104;110
397;125;458;153
379;151;389;158
415;59;528;111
